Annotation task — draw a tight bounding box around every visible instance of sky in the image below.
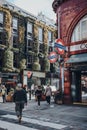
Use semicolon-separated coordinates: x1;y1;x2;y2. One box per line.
6;0;56;21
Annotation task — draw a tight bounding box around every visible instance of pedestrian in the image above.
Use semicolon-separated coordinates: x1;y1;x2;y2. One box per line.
13;83;27;123
35;85;42;106
45;84;52;104
1;84;7;103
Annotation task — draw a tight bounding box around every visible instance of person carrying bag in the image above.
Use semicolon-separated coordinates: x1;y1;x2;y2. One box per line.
13;83;27;123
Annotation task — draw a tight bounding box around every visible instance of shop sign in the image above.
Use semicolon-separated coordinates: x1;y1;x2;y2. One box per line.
70;42;87;53
80;43;87;49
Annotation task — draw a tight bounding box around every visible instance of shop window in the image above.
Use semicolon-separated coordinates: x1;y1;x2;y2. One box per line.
71;15;87;42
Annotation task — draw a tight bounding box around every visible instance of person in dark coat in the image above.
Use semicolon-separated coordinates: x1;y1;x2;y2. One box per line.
35;85;42;106
13;83;27;123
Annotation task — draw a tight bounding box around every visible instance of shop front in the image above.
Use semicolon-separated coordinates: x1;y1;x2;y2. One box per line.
66;55;87;105
23;70;46;87
52;0;87;105
0;72;19;102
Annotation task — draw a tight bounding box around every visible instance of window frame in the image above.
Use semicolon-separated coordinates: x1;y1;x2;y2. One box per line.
71;15;87;42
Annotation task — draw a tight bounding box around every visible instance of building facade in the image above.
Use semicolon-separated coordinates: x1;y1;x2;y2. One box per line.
52;0;87;104
0;0;57;90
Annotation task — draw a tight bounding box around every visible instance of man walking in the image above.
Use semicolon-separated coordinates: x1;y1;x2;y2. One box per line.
13;83;27;123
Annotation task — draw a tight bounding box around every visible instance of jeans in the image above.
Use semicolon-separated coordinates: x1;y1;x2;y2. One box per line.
15;102;24;118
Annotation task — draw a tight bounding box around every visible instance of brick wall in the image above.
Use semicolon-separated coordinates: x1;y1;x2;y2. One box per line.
56;0;87;45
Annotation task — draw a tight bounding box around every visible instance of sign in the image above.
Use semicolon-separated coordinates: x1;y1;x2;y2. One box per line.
27;71;32;78
54;39;66;54
48;52;57;63
70;42;87;55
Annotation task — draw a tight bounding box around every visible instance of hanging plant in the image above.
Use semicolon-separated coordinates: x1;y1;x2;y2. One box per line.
33;36;39;53
43;56;50;72
19;58;26;70
4;10;12;46
43;43;50;71
43;43;48;55
32;60;41;71
32;36;41;71
44;27;48;43
19;26;25;44
2;48;13;72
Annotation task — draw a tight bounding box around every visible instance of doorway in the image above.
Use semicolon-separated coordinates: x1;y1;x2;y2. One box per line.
71;70;87;104
81;71;87;103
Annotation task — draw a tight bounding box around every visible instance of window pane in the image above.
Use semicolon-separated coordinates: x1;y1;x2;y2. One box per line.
48;31;53;45
38;27;43;41
27;39;33;51
81;20;87;40
13;35;18;48
13;18;18;29
71;15;87;42
27;22;32;33
0;12;3;23
14;53;19;68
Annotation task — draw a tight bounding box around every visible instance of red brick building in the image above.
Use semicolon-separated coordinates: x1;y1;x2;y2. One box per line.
52;0;87;104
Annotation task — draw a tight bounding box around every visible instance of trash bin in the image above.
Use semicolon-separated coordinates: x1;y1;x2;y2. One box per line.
54;89;62;104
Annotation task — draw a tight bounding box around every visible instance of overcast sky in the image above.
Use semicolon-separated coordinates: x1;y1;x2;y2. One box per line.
6;0;56;20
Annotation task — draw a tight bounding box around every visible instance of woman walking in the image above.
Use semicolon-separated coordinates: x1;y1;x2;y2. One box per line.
45;84;52;105
13;83;27;123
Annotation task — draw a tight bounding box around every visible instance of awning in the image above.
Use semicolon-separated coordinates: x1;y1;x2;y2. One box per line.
66;53;87;63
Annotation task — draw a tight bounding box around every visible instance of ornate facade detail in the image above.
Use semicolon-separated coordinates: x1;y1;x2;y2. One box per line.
52;0;68;12
18;26;25;44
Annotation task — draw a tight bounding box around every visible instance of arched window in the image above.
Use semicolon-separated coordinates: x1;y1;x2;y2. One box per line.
71;15;87;42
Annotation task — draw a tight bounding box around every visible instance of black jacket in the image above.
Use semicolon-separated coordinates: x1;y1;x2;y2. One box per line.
13;88;27;103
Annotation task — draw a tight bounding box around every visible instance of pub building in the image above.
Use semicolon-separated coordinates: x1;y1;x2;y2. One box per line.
52;0;87;105
0;0;57;101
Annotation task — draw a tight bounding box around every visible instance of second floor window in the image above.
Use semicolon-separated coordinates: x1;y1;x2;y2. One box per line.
48;31;53;52
48;31;53;45
12;17;18;34
0;12;4;28
38;27;43;52
71;15;87;42
38;27;43;42
27;22;33;36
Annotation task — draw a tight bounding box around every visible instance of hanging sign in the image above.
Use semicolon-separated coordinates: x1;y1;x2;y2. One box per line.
54;39;66;54
48;51;57;63
27;71;32;78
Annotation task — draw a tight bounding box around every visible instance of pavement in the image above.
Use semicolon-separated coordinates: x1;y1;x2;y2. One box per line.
0;96;87;130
